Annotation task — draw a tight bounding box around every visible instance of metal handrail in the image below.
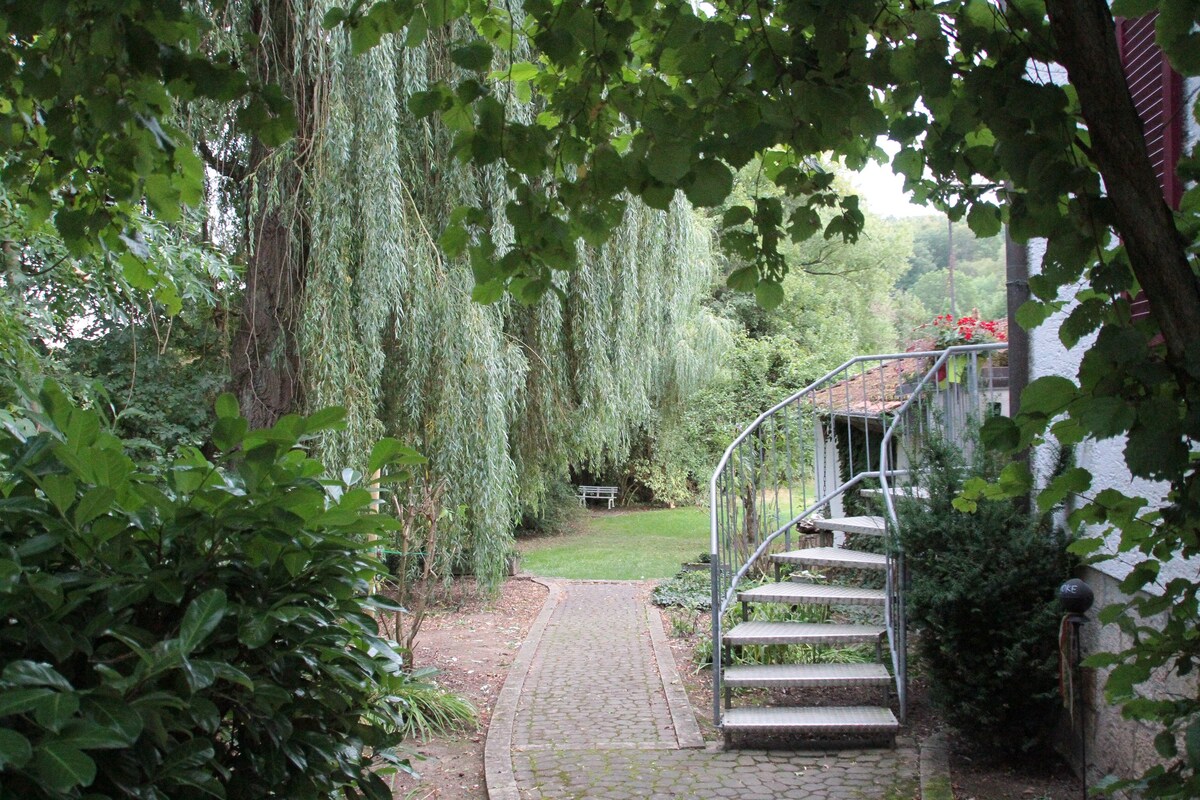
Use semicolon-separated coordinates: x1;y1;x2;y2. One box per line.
876;342;1008;722
709;342;1008;728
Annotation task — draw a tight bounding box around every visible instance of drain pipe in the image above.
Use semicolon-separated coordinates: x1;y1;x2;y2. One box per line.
1005;226;1030;416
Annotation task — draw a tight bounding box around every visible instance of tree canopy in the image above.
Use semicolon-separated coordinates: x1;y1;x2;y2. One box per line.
3;0;1200;794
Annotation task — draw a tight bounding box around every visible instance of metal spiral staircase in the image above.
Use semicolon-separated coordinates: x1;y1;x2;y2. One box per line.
709;343;1007;748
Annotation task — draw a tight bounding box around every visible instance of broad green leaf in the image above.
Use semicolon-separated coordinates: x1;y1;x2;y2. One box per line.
367;438;426;475
178;589;228;655
0;688;54;717
215;393;239;419
3;661;73;690
81;697;142;746
304;406;347;433
212;416;248;453
56;720;132;750
40;474;76;515
0;729;32;770
504;61;539;82
238;615;276;649
1112;0;1160;16
0;558;21;592
34;691;79;732
34;742;96;792
74;487;115;528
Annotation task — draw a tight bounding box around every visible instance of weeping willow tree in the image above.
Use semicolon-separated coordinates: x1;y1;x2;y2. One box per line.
215;3;727;589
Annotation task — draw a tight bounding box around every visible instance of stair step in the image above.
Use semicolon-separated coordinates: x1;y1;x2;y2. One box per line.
811;515;886;536
773;547;887;570
860;486;930;501
722;705;899;736
724;621;885;646
738;582;886;606
725;663;891;689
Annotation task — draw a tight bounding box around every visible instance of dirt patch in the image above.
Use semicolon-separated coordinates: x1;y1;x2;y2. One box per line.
389;576;548;800
660;605;1078;800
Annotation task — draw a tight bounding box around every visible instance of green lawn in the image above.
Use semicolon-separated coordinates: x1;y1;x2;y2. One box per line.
518;507;709;580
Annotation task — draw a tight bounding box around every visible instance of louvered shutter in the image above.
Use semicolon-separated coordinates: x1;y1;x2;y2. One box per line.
1115;12;1184;321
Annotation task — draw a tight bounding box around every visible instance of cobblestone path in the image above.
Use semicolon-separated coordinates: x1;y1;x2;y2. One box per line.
488;580;919;800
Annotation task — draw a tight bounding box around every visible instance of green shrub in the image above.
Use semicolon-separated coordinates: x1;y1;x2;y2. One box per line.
0;383;449;799
898;435;1071;757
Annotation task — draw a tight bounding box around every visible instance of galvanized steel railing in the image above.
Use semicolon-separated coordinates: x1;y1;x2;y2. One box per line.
709;343;1009;727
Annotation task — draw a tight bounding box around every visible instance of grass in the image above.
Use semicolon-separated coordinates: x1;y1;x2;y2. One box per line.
517;507;709;580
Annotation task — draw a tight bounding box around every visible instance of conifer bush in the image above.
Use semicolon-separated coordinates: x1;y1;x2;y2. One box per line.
898;435;1071;757
0;383;445;799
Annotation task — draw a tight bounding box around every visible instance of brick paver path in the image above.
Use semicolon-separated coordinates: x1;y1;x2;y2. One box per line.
487;580;920;800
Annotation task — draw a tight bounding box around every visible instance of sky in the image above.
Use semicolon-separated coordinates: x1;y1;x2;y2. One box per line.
847;139;938;219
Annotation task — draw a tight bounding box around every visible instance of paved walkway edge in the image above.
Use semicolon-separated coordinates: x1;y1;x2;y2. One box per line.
484;577;562;800
645;604;706;748
919;730;953;800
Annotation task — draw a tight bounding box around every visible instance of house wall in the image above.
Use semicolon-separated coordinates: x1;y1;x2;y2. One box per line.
1026;73;1200;788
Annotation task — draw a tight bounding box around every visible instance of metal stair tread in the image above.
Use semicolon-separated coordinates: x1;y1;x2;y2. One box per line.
722;705;899;734
773;546;887;569
725;663;891;688
810;515;886;536
724;621;886;646
738;581;886;606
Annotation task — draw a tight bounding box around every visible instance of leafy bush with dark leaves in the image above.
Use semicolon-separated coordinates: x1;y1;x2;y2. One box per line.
898;436;1071;757
0;383;427;799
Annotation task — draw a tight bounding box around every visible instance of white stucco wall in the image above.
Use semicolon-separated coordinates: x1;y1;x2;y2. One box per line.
1027;75;1200;587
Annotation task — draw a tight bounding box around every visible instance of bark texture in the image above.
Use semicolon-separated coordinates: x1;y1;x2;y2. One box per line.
229;0;314;429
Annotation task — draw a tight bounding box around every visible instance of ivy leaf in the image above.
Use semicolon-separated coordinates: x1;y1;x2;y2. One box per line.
1185;718;1200;768
966;202;1002;238
683;160;733;208
1019;376;1077;417
722;205;753;227
980;414;1020;452
1037;467;1092;512
1125;397;1185;479
1071;396;1135;440
471;279;506;304
451;42;494;72
1015;299;1055;331
646;144;691;183
726;266;758;292
1111;0;1161;16
754;279;784;310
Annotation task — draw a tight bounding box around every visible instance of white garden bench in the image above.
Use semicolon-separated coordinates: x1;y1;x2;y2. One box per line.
576;485;618;509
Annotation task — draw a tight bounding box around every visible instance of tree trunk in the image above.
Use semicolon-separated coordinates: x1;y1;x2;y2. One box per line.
228;0;314;429
1045;0;1200;374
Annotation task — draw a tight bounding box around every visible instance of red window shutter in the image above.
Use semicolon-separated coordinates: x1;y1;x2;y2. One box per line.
1115;12;1183;322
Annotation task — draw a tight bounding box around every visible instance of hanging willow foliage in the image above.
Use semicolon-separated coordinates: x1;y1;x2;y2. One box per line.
219;2;727;590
